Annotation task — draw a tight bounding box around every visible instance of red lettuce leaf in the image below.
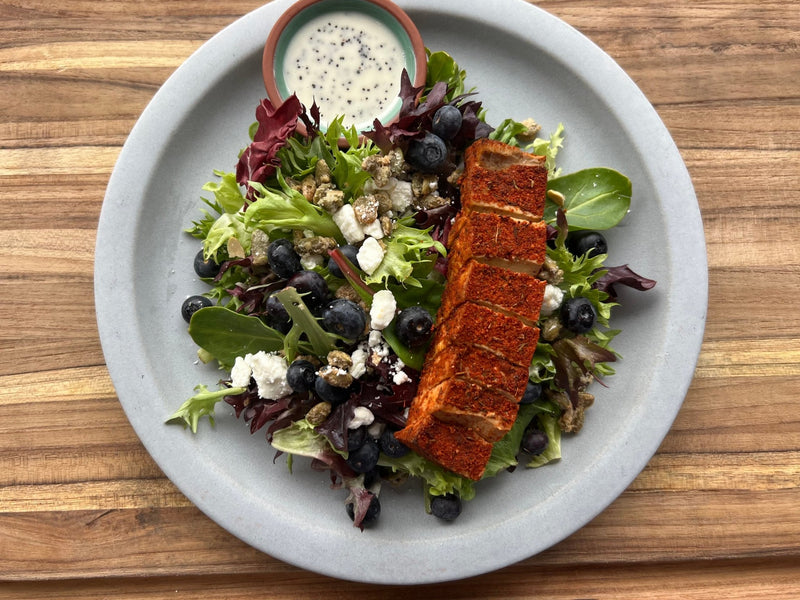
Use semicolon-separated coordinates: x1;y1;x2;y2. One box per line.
235;94;303;194
594;264;657;301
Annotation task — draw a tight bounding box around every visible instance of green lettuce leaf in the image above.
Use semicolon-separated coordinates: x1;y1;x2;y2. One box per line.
203;212;251;262
379;452;476;501
202;170;246;214
271;418;345;460
166;383;247;432
245;175;343;241
364;222;445;288
482;404;538;477
531;122;565;178
526;413;562;468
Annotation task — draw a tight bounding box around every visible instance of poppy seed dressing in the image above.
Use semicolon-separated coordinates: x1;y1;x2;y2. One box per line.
282;12;405;128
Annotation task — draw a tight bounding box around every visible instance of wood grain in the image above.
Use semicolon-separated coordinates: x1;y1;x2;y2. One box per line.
1;0;799;597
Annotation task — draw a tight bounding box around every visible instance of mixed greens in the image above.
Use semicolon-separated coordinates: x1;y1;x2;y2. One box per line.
167;50;655;528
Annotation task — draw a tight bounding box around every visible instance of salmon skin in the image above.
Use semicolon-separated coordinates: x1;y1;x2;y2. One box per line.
395;139;549;480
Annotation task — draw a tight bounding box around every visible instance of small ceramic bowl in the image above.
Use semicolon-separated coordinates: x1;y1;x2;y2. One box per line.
262;0;427;137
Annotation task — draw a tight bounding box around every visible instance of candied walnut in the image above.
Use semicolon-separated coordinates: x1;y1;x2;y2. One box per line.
352;194;380;224
386;148;408;176
300;175;316;202
315;159;331;184
318;365;353;388
515;118;542;142
540;316;563;342
447;164;464;186
250;229;271;268
327;350;353;370
538;256;564;285
411;172;439;197
415;193;450;210
362;154;392;187
373;190;393;215
551;390;595;433
380;215;394;237
306;401;332;426
313;184;345;213
294;235;337;257
335;284;361;303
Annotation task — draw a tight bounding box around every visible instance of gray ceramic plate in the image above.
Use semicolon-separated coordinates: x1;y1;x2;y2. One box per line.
95;0;707;584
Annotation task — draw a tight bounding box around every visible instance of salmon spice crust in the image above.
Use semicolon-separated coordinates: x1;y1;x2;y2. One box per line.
395;139;549;480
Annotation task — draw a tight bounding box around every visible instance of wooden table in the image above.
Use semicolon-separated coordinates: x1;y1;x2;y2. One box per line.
2;0;798;597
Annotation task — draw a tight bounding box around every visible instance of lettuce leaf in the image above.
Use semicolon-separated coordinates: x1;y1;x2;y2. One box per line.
482;404;538;477
379;452;476;501
364;222;445;288
202;170;246;214
531;122;565;178
166;383;247;432
526;413;562;468
203;212;251;262
244;175;343;241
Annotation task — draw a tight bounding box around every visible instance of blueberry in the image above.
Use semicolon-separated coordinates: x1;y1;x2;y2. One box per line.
362;467;380;489
181;295;212;323
431;105;463;140
520;381;543;405
263;293;292;334
379;428;410;458
394;306;434;348
267;238;302;279
347;426;368;451
346;493;381;527
566;231;608;259
521;426;549;455
560;296;597;334
346;438;380;473
321;298;367;339
314;377;351;405
286;270;330;309
286;359;317;394
406;133;447;172
327;244;359;278
430;493;461;522
193;249;220;278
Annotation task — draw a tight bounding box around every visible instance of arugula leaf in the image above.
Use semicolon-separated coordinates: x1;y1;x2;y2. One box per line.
166;383;247;432
188;306;285;369
545;168;632;230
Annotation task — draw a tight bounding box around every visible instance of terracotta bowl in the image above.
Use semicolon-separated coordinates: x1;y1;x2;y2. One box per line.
262;0;427;138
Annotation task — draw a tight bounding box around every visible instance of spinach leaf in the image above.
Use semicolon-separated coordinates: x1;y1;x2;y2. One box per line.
545;168;631;230
188;306;285;369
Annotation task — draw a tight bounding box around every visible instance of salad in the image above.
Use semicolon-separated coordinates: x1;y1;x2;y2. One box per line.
167;50;655;529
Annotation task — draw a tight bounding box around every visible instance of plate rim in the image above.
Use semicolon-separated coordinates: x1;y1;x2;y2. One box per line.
95;0;708;584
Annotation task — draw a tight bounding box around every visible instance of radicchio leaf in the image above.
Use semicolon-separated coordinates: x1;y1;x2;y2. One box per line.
594;264;657;301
